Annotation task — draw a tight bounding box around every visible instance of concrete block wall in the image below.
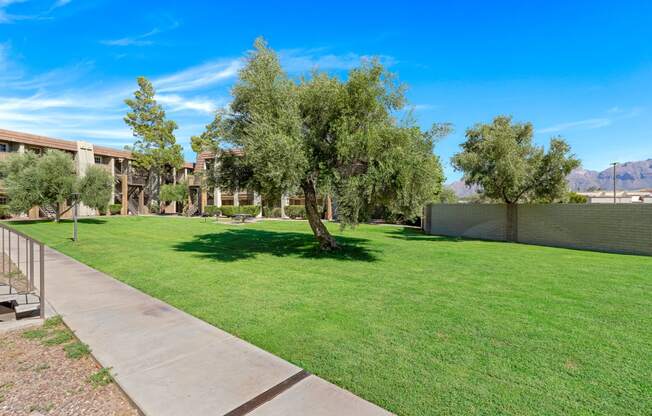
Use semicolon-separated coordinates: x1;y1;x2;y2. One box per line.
424;203;652;256
423;204;508;241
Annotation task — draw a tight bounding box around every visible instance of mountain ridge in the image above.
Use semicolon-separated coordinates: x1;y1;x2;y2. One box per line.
448;159;652;197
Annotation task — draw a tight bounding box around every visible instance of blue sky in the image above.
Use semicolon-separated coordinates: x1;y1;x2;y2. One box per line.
1;0;651;182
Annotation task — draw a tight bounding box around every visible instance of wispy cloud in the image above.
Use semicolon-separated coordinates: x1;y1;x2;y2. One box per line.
156;94;221;114
538;107;643;134
0;0;71;23
0;45;396;154
538;118;612;134
101;20;180;47
52;0;71;9
154;59;241;92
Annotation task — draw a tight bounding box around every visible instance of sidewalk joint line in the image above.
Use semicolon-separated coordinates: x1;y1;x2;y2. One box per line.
223;370;310;416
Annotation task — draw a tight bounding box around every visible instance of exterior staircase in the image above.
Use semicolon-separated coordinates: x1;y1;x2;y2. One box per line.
39;205;57;219
0;283;40;321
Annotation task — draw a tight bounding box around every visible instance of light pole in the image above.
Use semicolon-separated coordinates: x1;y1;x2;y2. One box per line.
610;162;617;204
71;192;80;242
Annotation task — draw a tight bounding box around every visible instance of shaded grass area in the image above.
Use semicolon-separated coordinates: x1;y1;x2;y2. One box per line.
8;216;652;415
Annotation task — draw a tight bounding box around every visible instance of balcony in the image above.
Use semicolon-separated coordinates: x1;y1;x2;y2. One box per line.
115;172;147;186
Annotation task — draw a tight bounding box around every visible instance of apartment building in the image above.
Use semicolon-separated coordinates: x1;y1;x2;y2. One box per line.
0;128;194;218
0;128;330;219
193;150;333;219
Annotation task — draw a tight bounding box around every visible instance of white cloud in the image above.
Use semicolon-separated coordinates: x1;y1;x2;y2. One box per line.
101;20;180;47
52;0;71;8
154;59;241;93
0;0;70;23
538;118;612;134
0;44;394;157
156;94;220;114
538;107;644;134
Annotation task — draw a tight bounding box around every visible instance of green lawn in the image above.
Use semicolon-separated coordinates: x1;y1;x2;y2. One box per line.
9;216;651;415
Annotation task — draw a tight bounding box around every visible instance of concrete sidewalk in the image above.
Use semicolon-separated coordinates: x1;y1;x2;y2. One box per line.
2;233;392;416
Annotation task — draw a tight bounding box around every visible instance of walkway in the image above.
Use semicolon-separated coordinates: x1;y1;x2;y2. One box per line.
2;233;392;416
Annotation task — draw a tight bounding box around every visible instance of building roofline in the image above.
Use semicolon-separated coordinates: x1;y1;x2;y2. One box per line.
0;128;78;152
0;128;194;167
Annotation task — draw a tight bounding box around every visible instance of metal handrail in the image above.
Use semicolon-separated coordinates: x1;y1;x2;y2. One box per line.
0;222;45;319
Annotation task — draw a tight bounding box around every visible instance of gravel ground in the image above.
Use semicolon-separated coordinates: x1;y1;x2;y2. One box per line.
0;319;139;416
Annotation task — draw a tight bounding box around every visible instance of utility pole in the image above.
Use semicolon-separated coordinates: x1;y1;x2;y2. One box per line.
610;162;617;204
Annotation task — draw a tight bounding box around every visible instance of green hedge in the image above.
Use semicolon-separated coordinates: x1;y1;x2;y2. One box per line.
109;204;122;215
285;205;306;219
0;204;10;219
220;205;260;217
204;205;221;216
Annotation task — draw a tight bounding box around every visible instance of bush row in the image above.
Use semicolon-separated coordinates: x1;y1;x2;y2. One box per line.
285;205;306;219
206;205;261;217
109;204;122;215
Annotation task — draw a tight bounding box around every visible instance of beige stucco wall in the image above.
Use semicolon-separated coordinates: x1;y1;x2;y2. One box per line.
75;141;98;216
424;203;652;256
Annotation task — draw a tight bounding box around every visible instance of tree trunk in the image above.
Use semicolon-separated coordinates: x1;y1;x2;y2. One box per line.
302;180;338;251
55;202;61;223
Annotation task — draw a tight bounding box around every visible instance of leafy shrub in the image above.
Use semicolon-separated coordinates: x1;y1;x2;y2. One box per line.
204;205;221;216
264;207;282;218
109;204;122;215
219;206;236;217
239;205;260;216
219;205;260;217
149;201;160;214
567;192;588;204
285;205;306;219
0;204;10;219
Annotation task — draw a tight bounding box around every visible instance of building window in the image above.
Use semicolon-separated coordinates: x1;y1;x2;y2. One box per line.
29;147;42;155
0;143;7;152
0;196;7;205
94;155;102;164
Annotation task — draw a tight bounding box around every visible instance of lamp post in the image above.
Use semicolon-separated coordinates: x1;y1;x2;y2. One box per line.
610;162;617;204
71;192;80;242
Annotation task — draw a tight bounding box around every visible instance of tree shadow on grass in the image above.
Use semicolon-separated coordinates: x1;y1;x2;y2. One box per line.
173;228;378;262
383;227;464;242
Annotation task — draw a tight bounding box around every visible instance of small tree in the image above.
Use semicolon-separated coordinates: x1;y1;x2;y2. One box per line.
79;166;114;212
124;76;184;204
451;116;580;204
0;150;113;221
194;38;446;250
159;182;189;215
434;187;458;204
567;191;588;204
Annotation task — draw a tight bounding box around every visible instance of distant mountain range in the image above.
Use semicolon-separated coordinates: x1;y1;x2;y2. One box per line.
448;159;652;198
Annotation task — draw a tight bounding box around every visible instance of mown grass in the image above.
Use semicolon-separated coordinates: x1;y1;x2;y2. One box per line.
9;216;651;415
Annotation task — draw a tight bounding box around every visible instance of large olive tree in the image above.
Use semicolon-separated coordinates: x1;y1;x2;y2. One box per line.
193;38;446;250
452;115;580;204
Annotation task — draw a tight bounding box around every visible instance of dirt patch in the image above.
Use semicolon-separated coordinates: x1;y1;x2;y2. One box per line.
0;318;138;416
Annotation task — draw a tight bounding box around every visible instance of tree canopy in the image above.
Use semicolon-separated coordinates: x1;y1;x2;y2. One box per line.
0;150;113;221
451;115;580;204
193;38;446;249
124;76;184;201
159;182;190;214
